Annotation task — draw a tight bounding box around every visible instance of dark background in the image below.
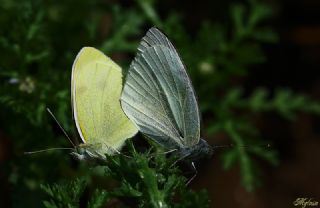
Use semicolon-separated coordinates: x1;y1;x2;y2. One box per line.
191;0;320;207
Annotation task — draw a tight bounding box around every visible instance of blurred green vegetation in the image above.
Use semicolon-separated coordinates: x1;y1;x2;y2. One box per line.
1;0;319;207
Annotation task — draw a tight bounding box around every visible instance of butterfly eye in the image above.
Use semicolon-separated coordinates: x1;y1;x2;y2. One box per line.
77;147;85;154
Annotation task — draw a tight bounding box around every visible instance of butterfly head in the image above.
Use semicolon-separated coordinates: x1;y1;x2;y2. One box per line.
178;139;213;162
196;138;214;158
70;145;106;161
70;146;88;161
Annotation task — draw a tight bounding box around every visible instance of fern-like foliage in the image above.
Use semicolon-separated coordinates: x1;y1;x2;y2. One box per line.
41;178;109;208
42;141;209;207
224;88;320;119
41;178;89;208
157;0;320;191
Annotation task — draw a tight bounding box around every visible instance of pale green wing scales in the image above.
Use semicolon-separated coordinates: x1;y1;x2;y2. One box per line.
121;28;200;149
72;47;138;156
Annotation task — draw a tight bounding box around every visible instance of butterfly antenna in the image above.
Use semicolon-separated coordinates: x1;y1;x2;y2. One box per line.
212;144;233;149
24;147;74;155
213;143;271;150
47;108;76;148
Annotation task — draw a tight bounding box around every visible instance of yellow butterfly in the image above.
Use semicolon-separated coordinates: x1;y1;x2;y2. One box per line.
70;47;138;160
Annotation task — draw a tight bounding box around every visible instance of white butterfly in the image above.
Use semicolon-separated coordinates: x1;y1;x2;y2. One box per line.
121;27;213;162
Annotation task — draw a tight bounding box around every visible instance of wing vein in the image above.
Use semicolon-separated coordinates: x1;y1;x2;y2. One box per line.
121;99;180;141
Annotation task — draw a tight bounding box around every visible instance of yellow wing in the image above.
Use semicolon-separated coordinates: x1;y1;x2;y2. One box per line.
71;47;138;155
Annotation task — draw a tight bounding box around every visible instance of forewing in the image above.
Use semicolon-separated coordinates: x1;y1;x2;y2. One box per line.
139;28;200;146
72;47;138;152
137;27;176;54
121;44;200;148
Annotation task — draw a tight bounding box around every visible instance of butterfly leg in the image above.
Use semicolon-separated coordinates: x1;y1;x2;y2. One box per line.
150;148;178;158
186;162;197;186
169;153;188;168
121;153;132;159
102;141;132;158
161;149;178;154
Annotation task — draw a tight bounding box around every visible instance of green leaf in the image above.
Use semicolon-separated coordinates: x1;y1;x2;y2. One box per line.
88;189;109;208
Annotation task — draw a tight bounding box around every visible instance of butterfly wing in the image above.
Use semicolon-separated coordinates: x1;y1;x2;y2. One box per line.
121;28;200;149
72;47;138;155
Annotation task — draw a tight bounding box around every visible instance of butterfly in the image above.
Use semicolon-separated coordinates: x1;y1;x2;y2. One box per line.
70;47;138;160
121;27;213;162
